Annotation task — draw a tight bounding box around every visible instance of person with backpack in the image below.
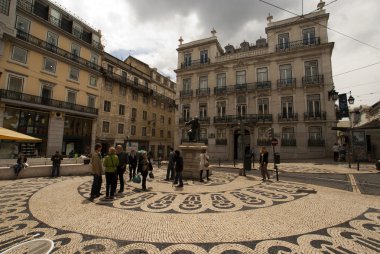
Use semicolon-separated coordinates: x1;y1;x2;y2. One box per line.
103;147;119;200
199;148;210;182
51;151;63;177
116;145;128;193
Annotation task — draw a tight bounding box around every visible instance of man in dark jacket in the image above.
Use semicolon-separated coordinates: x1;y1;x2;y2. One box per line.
174;150;183;188
165;148;176;181
128;149;137;181
51;151;63;177
116;145;128;193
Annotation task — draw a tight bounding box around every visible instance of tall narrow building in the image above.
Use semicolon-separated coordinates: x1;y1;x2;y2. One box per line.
175;8;337;160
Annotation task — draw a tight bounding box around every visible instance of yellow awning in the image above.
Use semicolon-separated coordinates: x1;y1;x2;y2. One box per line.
0;127;42;142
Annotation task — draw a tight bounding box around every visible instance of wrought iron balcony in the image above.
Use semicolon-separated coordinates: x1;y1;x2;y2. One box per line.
304;111;326;121
180;58;210;69
104;73;149;94
180;90;193;97
278;113;298;122
276;37;320;52
255;81;271;90
257;139;271;146
308;138;325;147
213;114;272;124
257;114;273;122
277;78;296;88
214;86;227;95
198;116;210;124
16;29;103;72
216;139;227;145
302;74;324;86
196;88;210;96
0;89;98;115
281;139;297;146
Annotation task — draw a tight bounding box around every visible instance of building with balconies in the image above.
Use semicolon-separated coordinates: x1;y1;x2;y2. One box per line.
174;7;337;160
0;0;103;157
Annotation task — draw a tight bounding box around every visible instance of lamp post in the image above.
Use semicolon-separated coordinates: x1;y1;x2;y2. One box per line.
347;91;355;168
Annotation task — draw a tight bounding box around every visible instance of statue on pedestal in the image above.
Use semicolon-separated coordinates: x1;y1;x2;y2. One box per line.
185;116;200;142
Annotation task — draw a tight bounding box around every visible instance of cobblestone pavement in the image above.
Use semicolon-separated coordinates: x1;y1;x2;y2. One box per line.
1;168;380;253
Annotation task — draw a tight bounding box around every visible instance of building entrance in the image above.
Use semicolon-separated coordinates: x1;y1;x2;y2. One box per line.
234;129;250;160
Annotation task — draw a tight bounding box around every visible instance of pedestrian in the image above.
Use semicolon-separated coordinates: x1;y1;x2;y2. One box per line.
90;143;103;200
199;148;210;182
128;149;137;181
13;154;27;178
251;146;255;169
140;152;149;191
51;151;63;177
174;150;184;187
116;145;128;193
165;147;176;181
259;147;270;181
147;151;154;171
103;147;119;200
332;143;339;162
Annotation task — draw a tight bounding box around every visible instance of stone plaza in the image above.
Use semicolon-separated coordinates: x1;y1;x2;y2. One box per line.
0;162;380;253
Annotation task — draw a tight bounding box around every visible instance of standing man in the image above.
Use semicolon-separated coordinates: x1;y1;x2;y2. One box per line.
116;145;128;193
128;149;137;181
51;151;63;177
174;150;184;188
165;148;175;181
90;143;103;200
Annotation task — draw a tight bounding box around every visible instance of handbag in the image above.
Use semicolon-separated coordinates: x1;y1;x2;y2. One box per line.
133;174;141;183
149;171;154;179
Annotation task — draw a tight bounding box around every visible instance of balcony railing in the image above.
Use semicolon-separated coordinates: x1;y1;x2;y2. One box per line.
278;113;298;122
180;58;210;69
256;81;271;90
16;29;103;72
198;116;210;124
216;139;227;145
0;89;98;115
304;111;326;121
214;83;256;94
277;78;296;88
281;139;297;146
302;74;324;86
257;139;271;146
276;37;321;52
308;138;325;147
196;88;210;96
213;114;272;124
181;138;208;145
179;90;193;97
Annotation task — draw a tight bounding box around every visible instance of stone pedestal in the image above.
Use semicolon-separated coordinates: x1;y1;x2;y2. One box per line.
179;142;211;179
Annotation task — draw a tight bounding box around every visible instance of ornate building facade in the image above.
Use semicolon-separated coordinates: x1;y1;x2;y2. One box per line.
175;8;337;160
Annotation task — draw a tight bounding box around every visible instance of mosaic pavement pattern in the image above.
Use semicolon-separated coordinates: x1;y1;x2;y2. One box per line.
1;175;380;253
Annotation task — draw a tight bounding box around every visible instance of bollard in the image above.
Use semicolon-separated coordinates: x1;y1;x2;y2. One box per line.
275;164;279;181
357;160;360;171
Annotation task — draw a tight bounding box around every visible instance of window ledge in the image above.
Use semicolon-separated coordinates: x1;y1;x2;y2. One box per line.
7;59;28;68
67;78;80;84
41;70;57;77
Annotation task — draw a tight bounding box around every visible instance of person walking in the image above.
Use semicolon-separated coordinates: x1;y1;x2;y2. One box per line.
332;143;339;162
174;150;184;187
116;145;128;193
103;147;119;199
90;143;103;200
51;151;63;177
165;148;175;181
199;148;210;182
128;149;137;181
140;152;149;191
259;147;270;181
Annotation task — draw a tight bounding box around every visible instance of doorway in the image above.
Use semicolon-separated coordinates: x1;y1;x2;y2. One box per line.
234;129;250;160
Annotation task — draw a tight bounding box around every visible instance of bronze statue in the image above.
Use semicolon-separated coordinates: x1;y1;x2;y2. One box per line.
185;116;200;142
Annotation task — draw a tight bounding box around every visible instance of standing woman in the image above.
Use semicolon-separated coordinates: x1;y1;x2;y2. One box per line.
103;147;119;199
199;148;210;182
259;147;270;181
140;152;149;191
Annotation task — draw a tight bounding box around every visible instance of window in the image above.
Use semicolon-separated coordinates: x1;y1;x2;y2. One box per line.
282;127;295;140
167;131;171;138
309;126;322;140
71;43;81;58
73;22;82;38
281;96;293;118
122;71;127;82
7;74;24;92
258;98;269;114
119;105;125;115
46;31;58;50
142;127;147;136
143;111;147;120
152;113;156;120
305;60;319;81
132;92;138;101
92;33;100;47
105;81;112;92
11;46;28;63
69;67;79;81
217;73;226;88
41;83;53;101
118;123;124;134
15;15;30;34
160;115;165;124
183;78;191;92
143;94;148;103
0;0;10;15
168;117;171;125
278;33;289;49
102;121;110;133
91;53;99;65
182;105;190;121
217;128;226;139
120;86;126;96
199;76;208;89
199;103;207;119
237;104;246;117
67;90;76;104
160;130;164;138
184;53;191;67
279;64;292;84
152;128;156;137
152;99;157;106
258;127;270;140
200;50;208;63
217;101;226;117
43;57;56;73
89;75;97;87
307;94;321;117
134;77;139;85
200;128;207;140
236;70;246;85
303;27;315;45
88;95;96;108
131;125;136;135
107;64;113;73
104;100;111;112
257;67;268;82
50;8;61;27
132;108;137;118
160;102;165;109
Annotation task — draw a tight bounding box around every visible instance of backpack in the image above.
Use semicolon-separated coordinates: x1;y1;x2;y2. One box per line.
204;155;209;167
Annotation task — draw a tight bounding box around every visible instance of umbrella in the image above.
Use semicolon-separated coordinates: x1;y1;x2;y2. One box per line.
0;127;41;142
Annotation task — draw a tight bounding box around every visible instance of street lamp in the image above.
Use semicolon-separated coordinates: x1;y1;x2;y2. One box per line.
347;91;355;105
328;86;339;101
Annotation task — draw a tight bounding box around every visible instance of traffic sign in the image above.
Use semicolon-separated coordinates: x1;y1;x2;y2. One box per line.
271;138;278;146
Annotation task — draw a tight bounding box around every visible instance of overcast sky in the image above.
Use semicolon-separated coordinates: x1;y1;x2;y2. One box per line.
56;0;380;107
